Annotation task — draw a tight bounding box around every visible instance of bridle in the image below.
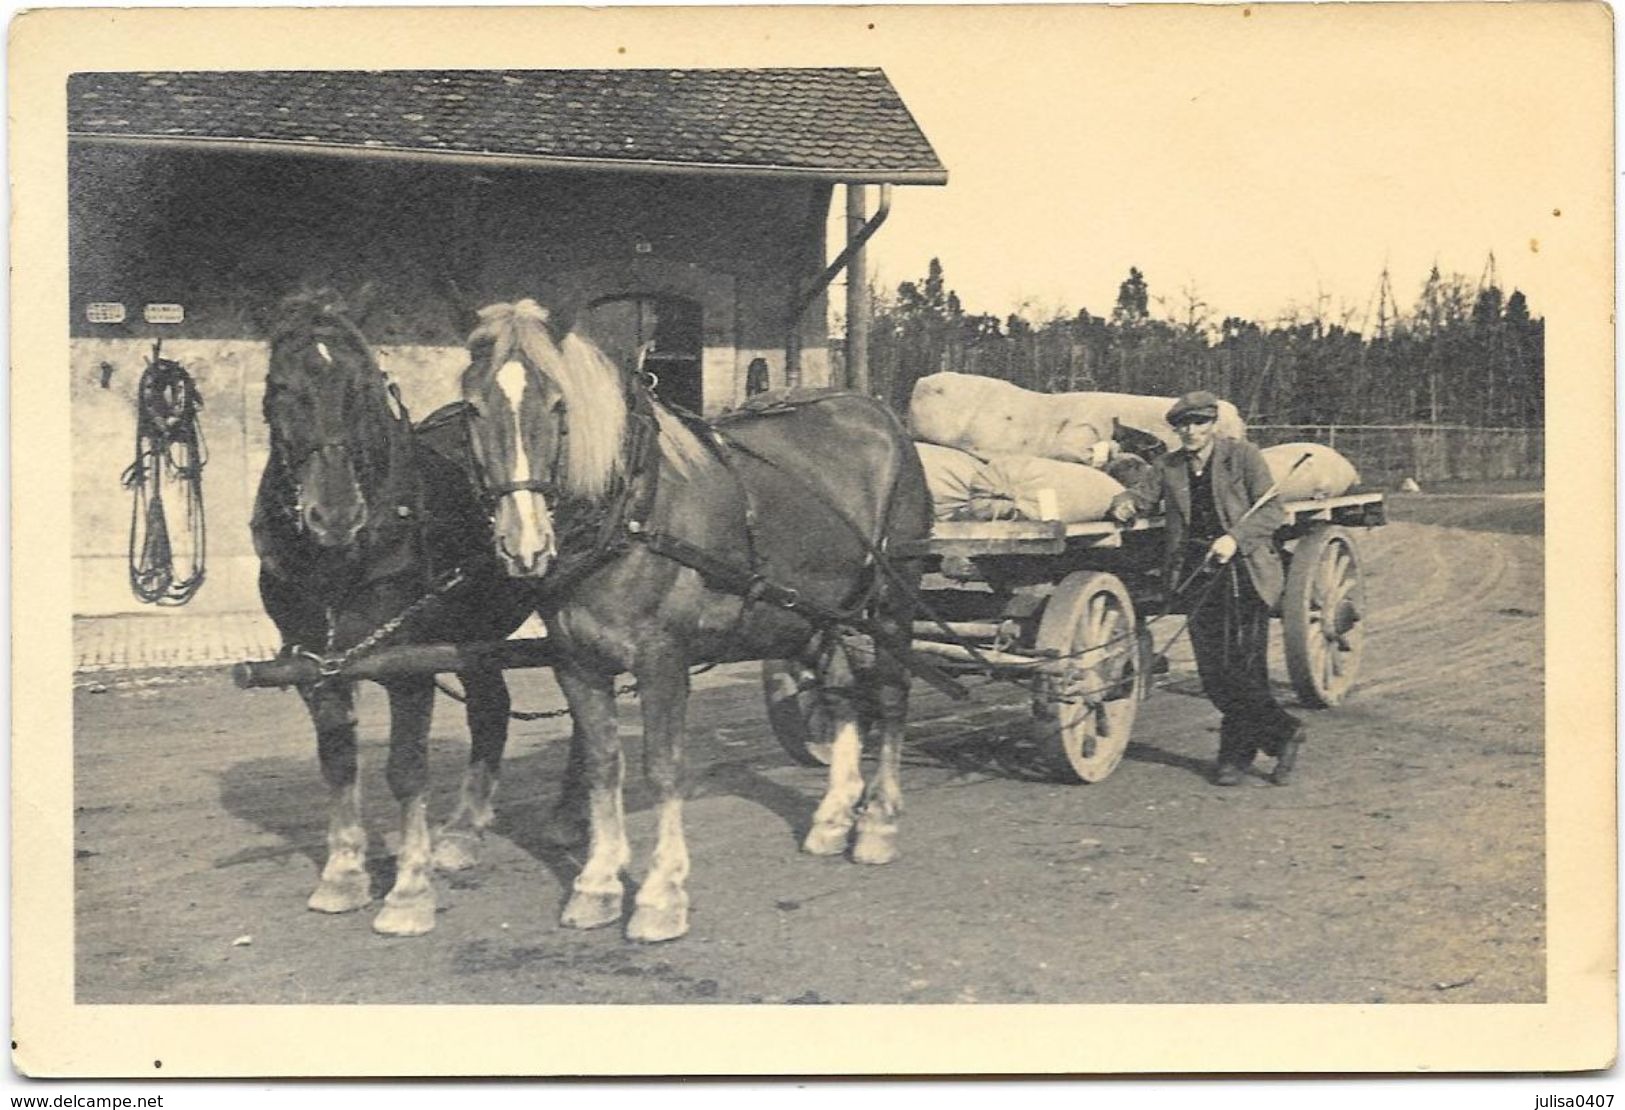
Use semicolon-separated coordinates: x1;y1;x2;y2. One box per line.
266;322;411;533
465;360;571;507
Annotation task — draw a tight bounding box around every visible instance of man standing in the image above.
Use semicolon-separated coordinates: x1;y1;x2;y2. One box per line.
1109;391;1304;785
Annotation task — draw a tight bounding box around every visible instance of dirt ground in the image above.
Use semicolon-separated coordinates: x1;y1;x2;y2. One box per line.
72;491;1543;1005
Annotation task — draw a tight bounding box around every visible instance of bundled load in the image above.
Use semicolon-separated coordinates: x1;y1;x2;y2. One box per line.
1261;442;1361;499
916;442;1125;524
980;454;1126;522
909;372;1246;460
916;442;991;520
908;373;1107;463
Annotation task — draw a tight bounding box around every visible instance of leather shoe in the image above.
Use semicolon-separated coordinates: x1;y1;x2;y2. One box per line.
1272;730;1304;786
1213;761;1246;787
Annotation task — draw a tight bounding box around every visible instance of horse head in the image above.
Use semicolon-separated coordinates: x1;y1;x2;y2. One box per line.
461;299;627;579
264;295;405;548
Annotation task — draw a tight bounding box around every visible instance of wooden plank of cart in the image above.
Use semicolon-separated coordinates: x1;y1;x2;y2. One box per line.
762;491;1386;783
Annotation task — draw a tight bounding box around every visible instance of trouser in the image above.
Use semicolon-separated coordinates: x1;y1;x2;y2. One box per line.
1186;556;1300;764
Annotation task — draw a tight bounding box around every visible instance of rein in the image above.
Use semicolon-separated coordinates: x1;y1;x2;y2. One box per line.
122;340;208;606
490;379;971;700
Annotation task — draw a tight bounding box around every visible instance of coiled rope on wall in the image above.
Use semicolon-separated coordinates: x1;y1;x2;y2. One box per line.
121;340;208;605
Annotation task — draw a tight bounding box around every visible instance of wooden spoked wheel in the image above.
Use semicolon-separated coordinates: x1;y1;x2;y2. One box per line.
1033;571;1144;783
761;659;833;766
1281;524;1365;707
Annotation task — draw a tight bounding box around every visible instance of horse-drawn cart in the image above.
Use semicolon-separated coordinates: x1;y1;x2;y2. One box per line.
236;490;1386;786
763;491;1386;782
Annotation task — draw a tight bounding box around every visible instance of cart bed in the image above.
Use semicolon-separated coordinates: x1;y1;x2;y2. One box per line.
894;491;1386;559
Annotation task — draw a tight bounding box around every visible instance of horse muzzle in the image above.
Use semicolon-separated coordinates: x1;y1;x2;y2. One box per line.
492;490;557;578
297;450;368;547
303;501;368;548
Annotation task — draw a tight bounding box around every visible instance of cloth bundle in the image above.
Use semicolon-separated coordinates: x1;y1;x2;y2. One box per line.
1260;442;1361;499
909;372;1246;458
916;442;1125;523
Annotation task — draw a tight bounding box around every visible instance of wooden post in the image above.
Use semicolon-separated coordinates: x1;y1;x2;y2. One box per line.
845;183;870;395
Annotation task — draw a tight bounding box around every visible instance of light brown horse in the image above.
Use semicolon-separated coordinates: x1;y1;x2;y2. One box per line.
459;299;931;942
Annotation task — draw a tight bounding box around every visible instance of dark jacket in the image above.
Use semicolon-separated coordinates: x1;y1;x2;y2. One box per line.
1116;437;1286;607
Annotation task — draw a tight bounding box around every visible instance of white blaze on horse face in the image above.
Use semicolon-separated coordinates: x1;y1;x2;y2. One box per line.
316;341;333;364
494;359;555;576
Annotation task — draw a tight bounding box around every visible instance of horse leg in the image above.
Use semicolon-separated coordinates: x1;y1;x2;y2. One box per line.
433;669;509;872
627;654;690;943
802;690;865;856
539;721;591;849
852;671;908;866
556;663;629;930
373;677;439;936
303;682;372;913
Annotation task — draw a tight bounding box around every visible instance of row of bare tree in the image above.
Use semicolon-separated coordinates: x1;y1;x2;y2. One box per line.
852;259;1544;428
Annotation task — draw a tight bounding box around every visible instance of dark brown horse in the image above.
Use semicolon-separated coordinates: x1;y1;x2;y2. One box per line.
458;299;931;942
252;296;539;936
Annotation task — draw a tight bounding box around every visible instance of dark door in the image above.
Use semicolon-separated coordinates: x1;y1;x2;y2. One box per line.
582;295;704;414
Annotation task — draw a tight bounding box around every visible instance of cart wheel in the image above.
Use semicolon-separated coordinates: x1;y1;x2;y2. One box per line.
1282;524;1365;707
762;659;833;766
1033;571;1143;783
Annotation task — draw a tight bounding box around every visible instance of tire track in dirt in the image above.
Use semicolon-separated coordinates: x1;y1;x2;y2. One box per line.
1361;522;1516;643
1340;519;1540;734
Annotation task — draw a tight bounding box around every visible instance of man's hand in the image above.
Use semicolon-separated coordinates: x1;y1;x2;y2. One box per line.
1208;534;1238;563
1108;493;1137;523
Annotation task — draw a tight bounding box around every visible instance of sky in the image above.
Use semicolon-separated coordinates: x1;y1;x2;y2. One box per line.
831;4;1609;330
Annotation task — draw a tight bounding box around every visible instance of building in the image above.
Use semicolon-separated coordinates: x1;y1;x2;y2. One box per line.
68;68;946;615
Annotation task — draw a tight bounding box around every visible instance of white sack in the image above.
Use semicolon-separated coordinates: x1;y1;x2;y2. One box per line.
908;373;1106;463
915;442;992;522
979;455;1126;523
1262;442;1361;499
909;372;1246;460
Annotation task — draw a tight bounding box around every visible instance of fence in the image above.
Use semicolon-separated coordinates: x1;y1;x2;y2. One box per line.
1247;425;1543;487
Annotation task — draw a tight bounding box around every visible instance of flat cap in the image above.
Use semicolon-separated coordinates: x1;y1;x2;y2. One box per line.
1167;390;1221;425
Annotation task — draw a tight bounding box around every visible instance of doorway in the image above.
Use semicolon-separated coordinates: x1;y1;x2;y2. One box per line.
581;295;704;414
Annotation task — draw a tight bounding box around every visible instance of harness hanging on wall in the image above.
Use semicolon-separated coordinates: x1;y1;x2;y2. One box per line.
121;339;208;605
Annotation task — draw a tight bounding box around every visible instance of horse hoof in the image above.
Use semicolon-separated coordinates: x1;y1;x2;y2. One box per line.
372;894;437;937
432;832;481;872
308;875;372;914
801;822;852;857
852;826;899;866
627;899;690;944
561;889;623;930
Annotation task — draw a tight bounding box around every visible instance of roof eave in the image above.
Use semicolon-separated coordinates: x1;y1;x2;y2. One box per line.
68;132;950;186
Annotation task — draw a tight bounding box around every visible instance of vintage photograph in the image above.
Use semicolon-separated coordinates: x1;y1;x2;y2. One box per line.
15;1;1613;1078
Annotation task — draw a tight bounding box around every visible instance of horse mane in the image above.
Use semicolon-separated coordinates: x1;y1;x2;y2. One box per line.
651;405;713;482
470;300;711;498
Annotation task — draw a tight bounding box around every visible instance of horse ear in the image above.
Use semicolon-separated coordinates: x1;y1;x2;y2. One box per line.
431;276;480;340
241;297;277;339
351;280;380;320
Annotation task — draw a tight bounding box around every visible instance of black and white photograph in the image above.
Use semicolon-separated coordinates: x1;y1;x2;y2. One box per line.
12;1;1614;1079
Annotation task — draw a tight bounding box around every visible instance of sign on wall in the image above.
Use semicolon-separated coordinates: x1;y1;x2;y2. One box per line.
143;303;185;324
86;302;126;324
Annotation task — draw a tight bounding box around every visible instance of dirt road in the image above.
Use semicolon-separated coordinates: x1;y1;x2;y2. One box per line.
72;493;1543;1004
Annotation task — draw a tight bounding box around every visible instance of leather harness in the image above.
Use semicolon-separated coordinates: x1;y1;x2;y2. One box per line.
485;380;965;700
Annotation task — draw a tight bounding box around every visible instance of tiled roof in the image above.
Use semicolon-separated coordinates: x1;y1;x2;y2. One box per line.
68;68;947;183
